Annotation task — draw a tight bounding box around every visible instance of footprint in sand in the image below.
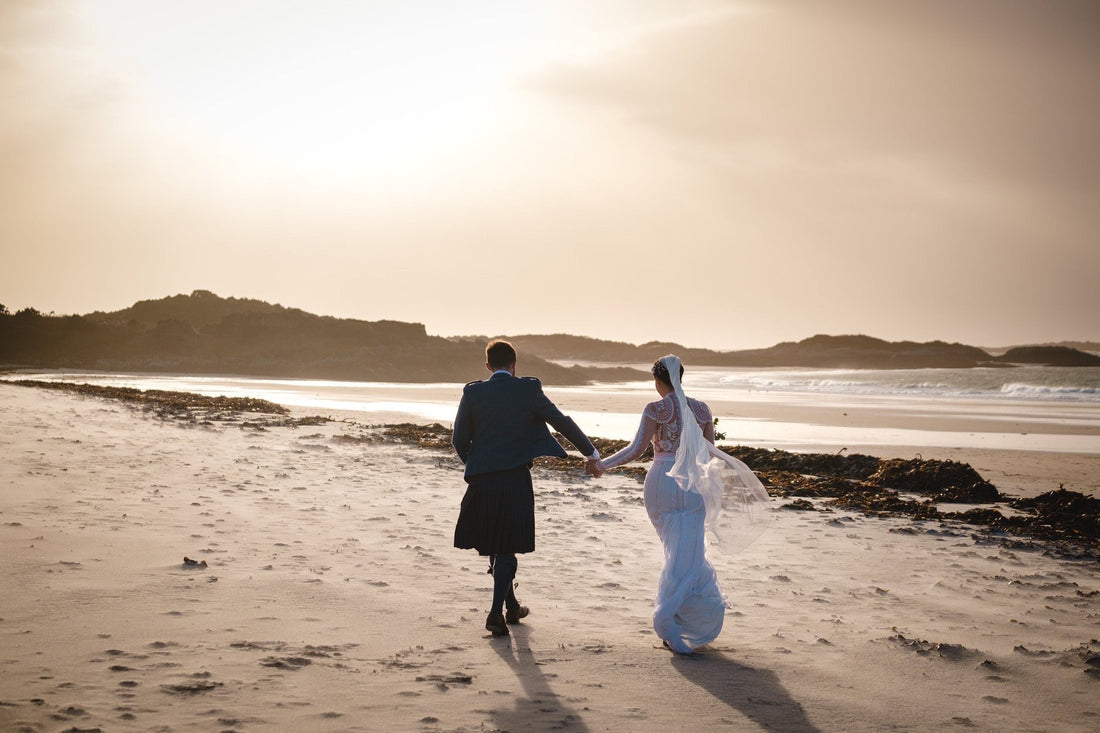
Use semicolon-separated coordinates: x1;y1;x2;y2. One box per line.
259;656;313;670
161;679;224;694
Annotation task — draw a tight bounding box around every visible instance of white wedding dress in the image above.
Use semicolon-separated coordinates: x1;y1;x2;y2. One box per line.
599;393;729;653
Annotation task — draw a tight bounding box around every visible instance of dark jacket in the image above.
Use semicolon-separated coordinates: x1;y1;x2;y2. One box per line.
452;372;596;480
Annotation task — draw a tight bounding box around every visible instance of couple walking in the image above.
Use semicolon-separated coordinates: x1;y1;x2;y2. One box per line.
452;340;770;654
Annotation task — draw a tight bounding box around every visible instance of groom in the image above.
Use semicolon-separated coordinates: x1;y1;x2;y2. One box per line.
452;339;600;636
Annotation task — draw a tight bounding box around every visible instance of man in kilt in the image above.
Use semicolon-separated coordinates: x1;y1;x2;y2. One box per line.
452;339;600;636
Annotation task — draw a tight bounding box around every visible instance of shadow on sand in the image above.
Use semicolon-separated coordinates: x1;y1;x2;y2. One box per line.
489;626;590;732
671;649;821;732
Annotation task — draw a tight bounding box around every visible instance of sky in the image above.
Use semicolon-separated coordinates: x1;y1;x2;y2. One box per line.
1;0;1098;350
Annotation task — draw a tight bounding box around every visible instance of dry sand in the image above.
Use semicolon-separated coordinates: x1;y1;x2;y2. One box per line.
1;383;1098;732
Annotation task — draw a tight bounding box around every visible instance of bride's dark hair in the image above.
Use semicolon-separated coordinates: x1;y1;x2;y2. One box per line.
652;357;685;388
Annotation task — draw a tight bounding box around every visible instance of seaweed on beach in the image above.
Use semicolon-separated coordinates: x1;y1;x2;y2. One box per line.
725;446;881;481
1007;489;1100;543
724;448;998;502
1011;488;1100;521
729;448;1097;557
866;458;1000;502
829;488;944;521
382;423;454;451
534;435;656;482
6;379;321;427
754;470;866;497
11;379;286;414
12;379;1099;558
694;445;1095;557
887;634;982;661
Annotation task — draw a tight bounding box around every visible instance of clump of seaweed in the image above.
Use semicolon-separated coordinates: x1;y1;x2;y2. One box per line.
382;423;454;450
867;458;1000;502
12;379;288;419
725;446;880;481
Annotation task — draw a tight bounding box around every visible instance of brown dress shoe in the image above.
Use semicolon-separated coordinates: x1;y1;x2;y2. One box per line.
485;612;509;636
505;606;529;624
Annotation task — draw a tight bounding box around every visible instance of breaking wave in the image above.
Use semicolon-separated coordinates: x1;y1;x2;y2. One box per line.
706;367;1100;403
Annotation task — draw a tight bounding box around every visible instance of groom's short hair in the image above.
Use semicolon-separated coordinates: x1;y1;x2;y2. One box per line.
486;339;517;369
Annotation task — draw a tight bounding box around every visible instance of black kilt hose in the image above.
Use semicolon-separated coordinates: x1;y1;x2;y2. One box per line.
454;465;535;556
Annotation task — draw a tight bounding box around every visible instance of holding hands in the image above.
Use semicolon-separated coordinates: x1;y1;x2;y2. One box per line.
584;457;604;478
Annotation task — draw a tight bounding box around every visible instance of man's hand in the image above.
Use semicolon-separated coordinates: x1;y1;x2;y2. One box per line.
584;457;603;478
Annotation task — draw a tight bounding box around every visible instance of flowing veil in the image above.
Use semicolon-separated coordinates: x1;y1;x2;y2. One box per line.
663;355;773;554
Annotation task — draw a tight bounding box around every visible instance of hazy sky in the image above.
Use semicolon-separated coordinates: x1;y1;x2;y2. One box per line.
2;0;1097;350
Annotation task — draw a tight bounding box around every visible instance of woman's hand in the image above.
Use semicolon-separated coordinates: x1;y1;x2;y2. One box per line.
584;458;604;478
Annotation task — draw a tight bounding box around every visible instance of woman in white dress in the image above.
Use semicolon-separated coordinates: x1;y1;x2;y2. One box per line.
595;355;769;654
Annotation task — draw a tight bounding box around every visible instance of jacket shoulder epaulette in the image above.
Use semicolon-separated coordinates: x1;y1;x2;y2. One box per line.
520;376;543;387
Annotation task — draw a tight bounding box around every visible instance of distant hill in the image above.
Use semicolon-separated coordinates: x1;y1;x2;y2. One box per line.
511;333;1100;370
85;291;292;330
505;334;704;364
3;292;1096;381
987;341;1100;357
992;346;1100;367
513;333;990;369
0;290;645;385
1058;341;1100;355
712;334;995;369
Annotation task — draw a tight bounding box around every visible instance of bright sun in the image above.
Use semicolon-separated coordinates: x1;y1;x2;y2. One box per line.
81;1;548;187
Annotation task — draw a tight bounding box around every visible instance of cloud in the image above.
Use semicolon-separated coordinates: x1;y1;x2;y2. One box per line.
530;0;1100;193
514;1;1100;346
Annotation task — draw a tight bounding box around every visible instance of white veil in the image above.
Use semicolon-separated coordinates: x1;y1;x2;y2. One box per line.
662;355;772;554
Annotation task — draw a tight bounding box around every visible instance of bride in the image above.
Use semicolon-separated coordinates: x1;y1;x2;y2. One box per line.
591;355;770;654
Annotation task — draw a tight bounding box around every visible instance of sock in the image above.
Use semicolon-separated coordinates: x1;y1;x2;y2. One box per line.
505;559;520;612
490;554;517;615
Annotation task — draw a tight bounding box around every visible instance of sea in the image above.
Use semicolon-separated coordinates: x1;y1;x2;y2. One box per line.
5;364;1100;457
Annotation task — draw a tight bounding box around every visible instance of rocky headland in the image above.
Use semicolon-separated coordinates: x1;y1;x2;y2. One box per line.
2;291;1097;383
0;291;643;385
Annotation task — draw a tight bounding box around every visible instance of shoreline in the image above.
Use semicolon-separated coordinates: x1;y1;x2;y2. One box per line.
4;368;1099;455
5;376;1099;500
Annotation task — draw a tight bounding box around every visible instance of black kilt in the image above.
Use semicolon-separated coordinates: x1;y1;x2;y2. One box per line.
454;465;535;555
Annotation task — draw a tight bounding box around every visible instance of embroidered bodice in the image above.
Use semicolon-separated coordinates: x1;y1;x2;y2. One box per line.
600;394;714;469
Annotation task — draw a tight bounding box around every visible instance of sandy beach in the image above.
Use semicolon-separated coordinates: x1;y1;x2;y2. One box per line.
1;382;1098;732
